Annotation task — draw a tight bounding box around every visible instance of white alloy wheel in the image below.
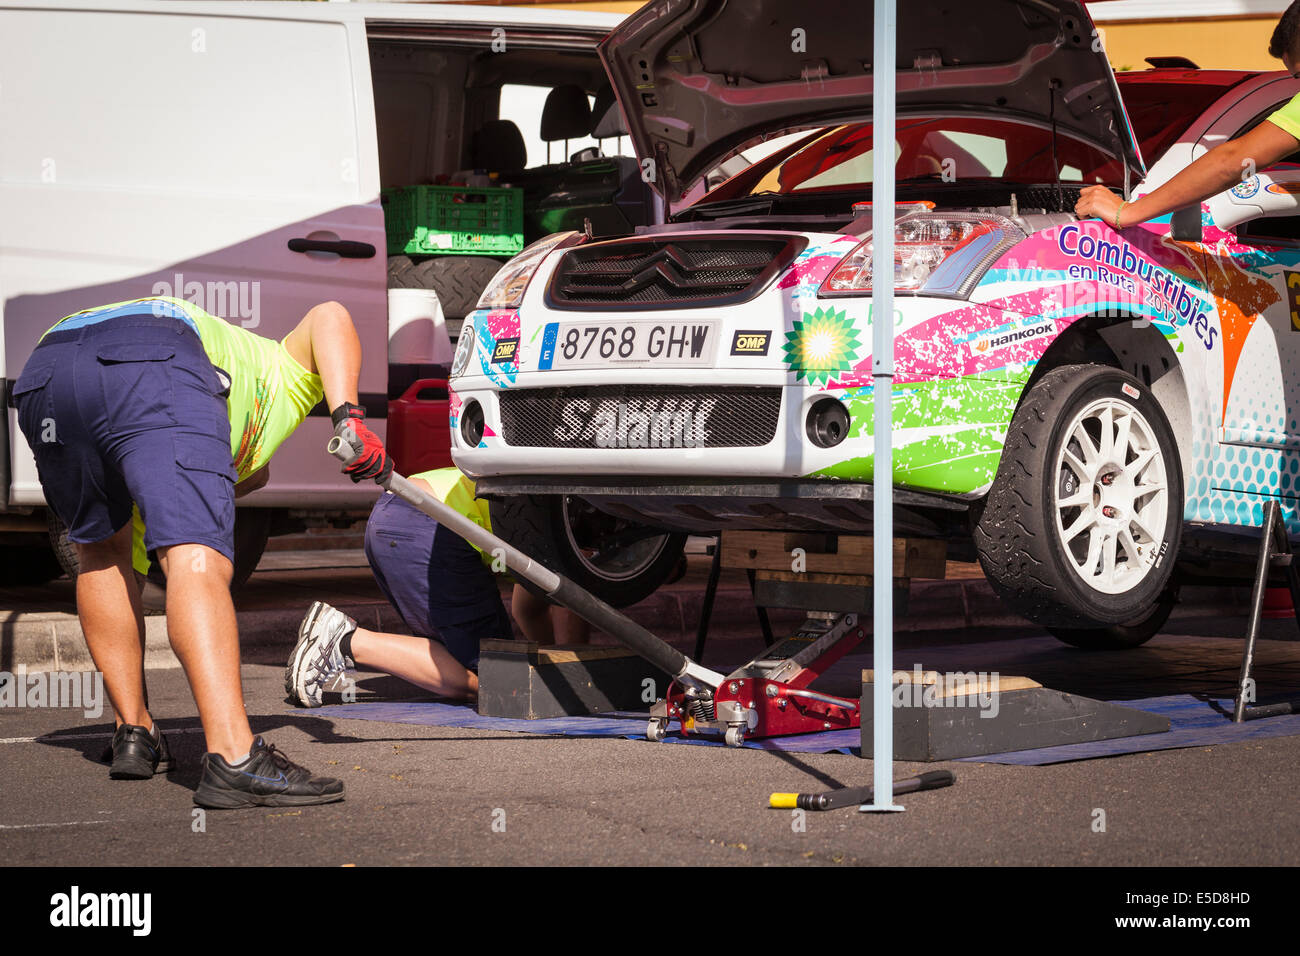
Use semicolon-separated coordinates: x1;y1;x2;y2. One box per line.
1053;398;1169;596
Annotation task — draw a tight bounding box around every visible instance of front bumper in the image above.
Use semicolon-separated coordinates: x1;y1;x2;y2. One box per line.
472;474;969;536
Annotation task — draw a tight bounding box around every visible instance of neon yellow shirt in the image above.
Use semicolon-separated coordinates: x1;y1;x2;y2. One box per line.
1267;92;1300;141
409;467;497;570
46;296;324;572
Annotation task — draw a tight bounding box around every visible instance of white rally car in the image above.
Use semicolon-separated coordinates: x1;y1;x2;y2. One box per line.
449;0;1300;648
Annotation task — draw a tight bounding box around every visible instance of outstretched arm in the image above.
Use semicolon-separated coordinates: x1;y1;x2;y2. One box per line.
1076;120;1300;228
282;300;361;411
283;301;390;483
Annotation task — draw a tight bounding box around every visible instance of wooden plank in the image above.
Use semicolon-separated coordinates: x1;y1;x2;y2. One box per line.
534;646;643;664
478;639;644;665
862;669;1043;698
721;531;946;578
756;569;879;587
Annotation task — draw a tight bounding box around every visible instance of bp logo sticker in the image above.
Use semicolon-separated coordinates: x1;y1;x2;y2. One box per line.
782;307;862;385
1231;175;1261;199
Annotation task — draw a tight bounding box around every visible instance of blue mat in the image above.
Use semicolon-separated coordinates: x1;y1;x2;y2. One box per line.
308;694;1300;763
960;694;1300;765
310;700;861;753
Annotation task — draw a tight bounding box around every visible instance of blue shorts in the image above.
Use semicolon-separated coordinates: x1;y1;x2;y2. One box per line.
13;314;236;561
363;493;511;671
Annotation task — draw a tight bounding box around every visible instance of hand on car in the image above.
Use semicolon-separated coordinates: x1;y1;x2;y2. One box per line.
1075;185;1128;229
331;402;392;484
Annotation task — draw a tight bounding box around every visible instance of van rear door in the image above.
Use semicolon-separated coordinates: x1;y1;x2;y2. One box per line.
0;3;386;508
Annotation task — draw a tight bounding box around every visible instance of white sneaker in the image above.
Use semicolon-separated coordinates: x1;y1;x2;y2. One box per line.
285;601;358;707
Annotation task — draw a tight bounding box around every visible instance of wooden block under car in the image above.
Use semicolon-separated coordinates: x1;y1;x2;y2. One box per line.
477;639;670;719
721;532;946;579
859;669;1171;761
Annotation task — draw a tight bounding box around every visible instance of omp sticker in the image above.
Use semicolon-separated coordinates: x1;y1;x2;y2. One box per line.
492;337;519;364
730;330;771;355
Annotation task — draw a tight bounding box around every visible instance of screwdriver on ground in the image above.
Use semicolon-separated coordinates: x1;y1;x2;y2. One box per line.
770;770;956;810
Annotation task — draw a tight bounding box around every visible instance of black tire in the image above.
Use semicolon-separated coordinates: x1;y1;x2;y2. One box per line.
47;511;81;581
48;507;271;593
386;255;503;320
974;364;1183;629
1048;585;1178;650
488;494;687;608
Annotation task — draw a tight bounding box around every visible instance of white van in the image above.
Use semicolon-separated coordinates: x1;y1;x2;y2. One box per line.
0;0;651;585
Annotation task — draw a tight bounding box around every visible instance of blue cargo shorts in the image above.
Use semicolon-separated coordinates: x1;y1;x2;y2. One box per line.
12;314;237;562
363;492;512;671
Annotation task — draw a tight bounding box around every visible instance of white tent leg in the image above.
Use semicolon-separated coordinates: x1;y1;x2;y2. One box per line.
861;0;903;814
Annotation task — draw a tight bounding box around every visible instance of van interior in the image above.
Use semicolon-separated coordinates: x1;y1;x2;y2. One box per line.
368;29;659;341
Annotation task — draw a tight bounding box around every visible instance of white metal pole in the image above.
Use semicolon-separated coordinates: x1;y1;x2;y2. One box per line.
862;0;902;813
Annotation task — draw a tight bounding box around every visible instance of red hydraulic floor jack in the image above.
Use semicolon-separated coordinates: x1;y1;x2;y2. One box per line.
646;612;866;746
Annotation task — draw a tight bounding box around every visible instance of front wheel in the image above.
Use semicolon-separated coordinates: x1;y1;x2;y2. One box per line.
488;494;686;608
975;364;1183;629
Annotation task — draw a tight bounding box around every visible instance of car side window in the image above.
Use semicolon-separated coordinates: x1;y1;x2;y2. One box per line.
1235;102;1300;245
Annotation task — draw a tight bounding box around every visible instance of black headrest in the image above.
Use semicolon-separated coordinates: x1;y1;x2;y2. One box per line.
591;84;626;139
472;119;527;174
540;84;592;142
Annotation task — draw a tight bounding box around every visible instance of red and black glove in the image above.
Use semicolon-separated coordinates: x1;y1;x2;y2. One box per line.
331;402;392;484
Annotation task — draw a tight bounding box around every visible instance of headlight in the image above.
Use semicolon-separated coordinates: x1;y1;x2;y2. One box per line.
820;213;1023;298
451;320;476;377
476;231;580;310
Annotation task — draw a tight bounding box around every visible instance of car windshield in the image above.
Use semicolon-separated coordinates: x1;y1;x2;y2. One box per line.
1116;72;1254;166
736;117;1126;197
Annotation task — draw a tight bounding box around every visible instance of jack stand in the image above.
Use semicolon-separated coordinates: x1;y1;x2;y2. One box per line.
1234;499;1300;722
692;536;774;663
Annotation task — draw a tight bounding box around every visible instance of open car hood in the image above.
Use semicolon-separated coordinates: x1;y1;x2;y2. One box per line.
598;0;1145;202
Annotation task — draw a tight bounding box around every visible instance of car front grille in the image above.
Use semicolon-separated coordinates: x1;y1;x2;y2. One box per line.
498;385;781;449
546;237;797;309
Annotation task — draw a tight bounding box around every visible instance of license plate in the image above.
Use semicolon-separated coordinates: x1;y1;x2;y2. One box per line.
539;320;718;370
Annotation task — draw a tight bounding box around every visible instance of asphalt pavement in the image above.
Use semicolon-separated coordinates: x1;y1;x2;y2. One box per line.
3;619;1299;866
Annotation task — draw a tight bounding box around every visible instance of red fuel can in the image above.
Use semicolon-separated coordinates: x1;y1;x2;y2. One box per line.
386;378;453;475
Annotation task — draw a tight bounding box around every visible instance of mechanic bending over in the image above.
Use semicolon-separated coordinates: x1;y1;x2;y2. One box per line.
286;467;589;708
12;295;391;809
1077;0;1300;227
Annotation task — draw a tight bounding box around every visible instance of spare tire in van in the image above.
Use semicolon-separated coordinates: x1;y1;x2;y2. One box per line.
386;255;503;323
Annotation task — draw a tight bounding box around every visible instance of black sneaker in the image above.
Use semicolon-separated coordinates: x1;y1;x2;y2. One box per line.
193;736;344;809
107;723;174;780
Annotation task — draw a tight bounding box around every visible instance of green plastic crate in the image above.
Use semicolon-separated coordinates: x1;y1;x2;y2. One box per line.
382;185;524;257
